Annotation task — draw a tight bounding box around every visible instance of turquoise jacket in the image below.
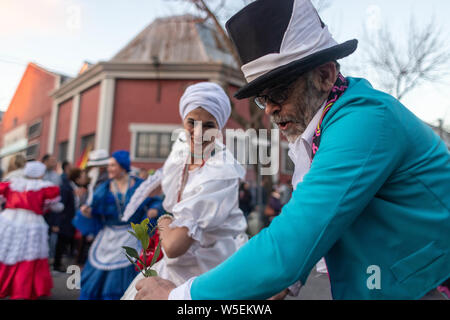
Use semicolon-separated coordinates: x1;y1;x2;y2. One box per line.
190;77;450;300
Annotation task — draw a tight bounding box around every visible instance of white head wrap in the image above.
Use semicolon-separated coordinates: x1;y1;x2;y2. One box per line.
179;82;231;129
24;161;46;178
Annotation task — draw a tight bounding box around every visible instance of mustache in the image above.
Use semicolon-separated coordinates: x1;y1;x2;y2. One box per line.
270;115;299;124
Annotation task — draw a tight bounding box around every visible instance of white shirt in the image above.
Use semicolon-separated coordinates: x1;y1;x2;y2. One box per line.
288;103;325;190
168;104;326;300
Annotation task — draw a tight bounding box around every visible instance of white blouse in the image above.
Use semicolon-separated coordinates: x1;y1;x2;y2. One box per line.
122;133;248;299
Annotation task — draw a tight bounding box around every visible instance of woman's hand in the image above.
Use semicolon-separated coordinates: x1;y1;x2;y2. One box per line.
157;215;173;231
147;208;159;219
80;205;92;218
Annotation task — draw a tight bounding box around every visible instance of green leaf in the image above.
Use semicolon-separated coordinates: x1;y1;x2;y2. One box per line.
149;241;161;267
128;230;138;239
144;269;158;277
133;219;150;244
124;253;143;273
148;223;158;235
122;246;140;260
141;235;150;252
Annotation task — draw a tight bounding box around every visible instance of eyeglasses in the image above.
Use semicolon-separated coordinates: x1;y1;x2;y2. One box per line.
254;82;295;110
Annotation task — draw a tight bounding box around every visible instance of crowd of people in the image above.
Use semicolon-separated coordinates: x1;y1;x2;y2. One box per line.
0;150;167;299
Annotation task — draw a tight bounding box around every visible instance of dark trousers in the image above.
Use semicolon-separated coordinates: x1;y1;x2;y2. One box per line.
53;234;73;269
76;235;93;266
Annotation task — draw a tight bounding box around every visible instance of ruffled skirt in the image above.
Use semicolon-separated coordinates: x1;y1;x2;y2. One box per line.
0;208;52;299
79;260;138;300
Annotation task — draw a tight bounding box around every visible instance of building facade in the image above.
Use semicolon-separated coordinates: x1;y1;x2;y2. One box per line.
0;63;69;171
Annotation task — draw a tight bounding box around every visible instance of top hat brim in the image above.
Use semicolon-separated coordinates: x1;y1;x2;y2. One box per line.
234;39;358;99
87;159;109;167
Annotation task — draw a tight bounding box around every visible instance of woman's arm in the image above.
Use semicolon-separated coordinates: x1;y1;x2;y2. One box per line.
157;217;194;259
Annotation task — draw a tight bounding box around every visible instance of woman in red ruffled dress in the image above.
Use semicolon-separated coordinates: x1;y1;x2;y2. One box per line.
0;161;63;299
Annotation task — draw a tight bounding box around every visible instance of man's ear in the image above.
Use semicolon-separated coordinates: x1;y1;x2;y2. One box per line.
315;62;338;92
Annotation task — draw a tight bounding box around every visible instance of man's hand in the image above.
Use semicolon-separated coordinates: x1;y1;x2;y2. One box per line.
135;276;176;300
268;288;289;300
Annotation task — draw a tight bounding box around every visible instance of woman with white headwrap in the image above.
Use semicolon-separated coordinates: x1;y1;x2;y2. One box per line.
121;82;248;300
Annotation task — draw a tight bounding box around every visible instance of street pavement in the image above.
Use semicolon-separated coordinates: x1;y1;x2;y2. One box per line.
10;256;448;300
43;256;332;300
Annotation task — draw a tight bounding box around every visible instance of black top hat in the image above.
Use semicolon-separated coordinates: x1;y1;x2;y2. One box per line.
225;0;358;99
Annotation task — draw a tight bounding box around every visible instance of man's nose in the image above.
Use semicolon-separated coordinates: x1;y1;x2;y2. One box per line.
265;102;281;116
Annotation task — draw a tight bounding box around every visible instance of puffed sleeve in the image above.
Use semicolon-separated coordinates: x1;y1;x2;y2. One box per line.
0;182;10;203
43;185;63;213
169;178;240;245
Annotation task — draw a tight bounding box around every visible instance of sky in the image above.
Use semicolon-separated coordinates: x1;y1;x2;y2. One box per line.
0;0;449;128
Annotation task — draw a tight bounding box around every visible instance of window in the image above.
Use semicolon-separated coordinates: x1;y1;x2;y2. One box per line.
135;132;173;159
80;134;95;154
28;120;42;139
58;141;68;162
26;143;39;160
129;123;182;162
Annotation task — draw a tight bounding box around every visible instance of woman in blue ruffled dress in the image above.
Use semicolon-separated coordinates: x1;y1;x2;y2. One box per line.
74;150;163;300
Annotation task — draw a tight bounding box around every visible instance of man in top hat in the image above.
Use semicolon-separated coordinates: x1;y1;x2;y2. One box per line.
85;149;110;204
135;0;450;300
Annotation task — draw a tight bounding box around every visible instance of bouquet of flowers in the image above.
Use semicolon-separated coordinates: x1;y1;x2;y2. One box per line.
122;218;163;277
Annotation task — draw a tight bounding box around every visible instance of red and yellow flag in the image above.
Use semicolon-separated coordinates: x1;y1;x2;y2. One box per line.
76;143;93;169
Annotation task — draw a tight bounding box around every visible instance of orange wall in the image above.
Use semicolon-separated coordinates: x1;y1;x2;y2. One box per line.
1;63;57;159
110;79;207;170
110;79;270;174
75;84;100;160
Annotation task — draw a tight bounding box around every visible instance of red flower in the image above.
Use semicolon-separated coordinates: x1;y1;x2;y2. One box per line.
136;232;163;271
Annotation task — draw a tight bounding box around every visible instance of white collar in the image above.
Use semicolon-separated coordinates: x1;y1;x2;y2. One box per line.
287;101;326;190
288;101;326;154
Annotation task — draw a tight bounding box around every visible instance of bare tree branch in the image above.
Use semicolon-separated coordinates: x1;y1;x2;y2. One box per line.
363;13;450;101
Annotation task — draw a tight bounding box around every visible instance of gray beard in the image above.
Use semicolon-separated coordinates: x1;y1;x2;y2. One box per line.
284;80;327;143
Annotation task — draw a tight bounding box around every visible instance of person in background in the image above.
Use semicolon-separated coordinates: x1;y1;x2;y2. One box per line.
138;168;149;180
3;154;26;182
41;154;62;262
74;150;164;300
264;187;282;223
76;169;90;205
53;167;83;272
85;149;109;203
277;179;292;206
74;150;109;266
41;154;62;186
60;161;72;182
238;182;253;218
0;161;63;299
